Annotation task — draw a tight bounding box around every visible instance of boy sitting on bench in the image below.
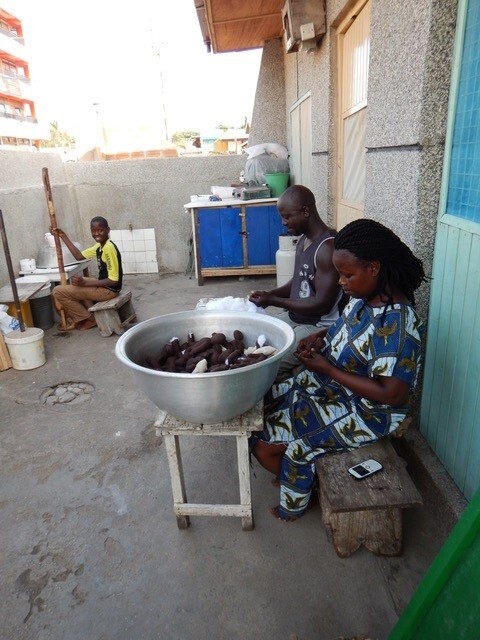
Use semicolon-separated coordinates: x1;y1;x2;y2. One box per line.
52;216;122;331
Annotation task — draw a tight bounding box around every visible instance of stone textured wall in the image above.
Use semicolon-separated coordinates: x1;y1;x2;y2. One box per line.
249;39;287;148
281;0;457;319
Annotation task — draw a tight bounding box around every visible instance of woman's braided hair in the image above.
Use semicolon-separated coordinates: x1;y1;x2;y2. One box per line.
334;218;427;307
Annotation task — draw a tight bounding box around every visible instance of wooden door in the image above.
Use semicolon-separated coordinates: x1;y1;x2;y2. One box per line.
336;0;371;229
289;93;312;187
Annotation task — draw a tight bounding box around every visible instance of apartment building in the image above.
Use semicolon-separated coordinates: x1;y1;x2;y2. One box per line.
0;6;47;149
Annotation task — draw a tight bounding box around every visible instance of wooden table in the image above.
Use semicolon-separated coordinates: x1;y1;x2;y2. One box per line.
18;260;91;283
0;281;48;305
155;400;263;531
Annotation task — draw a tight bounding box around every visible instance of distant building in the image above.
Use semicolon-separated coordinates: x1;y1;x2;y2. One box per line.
0;6;47;150
201;129;249;155
213;129;248;154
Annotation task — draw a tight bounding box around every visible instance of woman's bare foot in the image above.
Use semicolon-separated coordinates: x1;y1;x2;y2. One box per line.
269;506;298;522
270;488;318;522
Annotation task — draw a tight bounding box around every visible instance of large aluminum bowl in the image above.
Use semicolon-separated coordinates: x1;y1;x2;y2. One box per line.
115;310;295;424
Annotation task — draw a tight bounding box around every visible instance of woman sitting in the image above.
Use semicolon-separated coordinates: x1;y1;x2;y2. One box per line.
250;218;428;521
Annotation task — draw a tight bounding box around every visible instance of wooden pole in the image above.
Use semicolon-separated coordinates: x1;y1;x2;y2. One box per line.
0;208;25;331
42;167;68;329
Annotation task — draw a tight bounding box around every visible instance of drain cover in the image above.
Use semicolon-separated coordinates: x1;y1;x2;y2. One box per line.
40;382;94;406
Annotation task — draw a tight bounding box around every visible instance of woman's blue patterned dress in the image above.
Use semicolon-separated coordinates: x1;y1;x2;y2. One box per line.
252;298;424;519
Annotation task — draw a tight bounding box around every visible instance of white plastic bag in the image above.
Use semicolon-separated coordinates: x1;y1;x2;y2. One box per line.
0;310;20;335
196;296;265;313
246;143;289;160
244;153;290;186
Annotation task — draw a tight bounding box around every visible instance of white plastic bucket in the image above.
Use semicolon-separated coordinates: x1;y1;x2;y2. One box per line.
19;258;36;273
4;327;46;370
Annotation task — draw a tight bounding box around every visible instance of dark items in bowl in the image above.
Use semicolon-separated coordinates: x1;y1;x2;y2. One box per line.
114;310;295;423
142;329;275;373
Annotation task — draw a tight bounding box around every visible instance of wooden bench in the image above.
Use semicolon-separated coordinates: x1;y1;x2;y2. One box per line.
315;436;422;558
88;290;136;337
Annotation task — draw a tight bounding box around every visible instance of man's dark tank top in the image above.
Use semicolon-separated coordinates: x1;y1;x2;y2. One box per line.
288;235;342;326
96;239;123;292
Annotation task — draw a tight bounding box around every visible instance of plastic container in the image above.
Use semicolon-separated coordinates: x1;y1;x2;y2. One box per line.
211;186;235;199
4;327;46;370
7;301;33;328
15;277;53;330
19;258;36;273
190;195;212;203
276;235;298;287
264;173;290;198
30;294;54;330
241;186;271;200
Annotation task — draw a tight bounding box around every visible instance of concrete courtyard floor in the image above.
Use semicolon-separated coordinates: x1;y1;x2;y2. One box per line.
0;272;467;640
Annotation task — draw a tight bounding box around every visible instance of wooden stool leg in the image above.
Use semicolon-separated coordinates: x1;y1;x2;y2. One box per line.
119;300;136;325
236;435;253;531
164;434;190;529
320;485;402;557
93;309;123;336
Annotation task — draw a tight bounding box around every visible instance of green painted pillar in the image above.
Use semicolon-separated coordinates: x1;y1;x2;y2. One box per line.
388;486;480;639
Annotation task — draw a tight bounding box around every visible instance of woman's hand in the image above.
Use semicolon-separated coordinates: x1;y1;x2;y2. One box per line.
71;275;85;286
296;330;326;357
296;350;331;375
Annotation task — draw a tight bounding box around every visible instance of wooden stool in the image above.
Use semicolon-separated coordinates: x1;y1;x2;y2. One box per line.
88;290;136;337
315;438;422;558
155;400;263;531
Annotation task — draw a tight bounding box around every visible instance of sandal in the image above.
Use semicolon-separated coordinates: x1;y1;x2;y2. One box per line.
77;316;97;330
57;321;75;331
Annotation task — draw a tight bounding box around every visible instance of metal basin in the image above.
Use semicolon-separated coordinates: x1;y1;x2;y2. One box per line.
115;310;295;424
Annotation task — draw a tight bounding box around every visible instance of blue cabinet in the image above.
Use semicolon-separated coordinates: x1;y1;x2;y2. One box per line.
245;205;284;266
187;199;283;285
198;206;243;268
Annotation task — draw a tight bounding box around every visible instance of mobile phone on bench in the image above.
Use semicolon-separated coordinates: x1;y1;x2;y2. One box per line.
348;459;383;480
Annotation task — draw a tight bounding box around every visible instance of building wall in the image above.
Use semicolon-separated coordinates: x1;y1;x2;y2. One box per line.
249;39;287;149
366;0;457;315
0;151;245;286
